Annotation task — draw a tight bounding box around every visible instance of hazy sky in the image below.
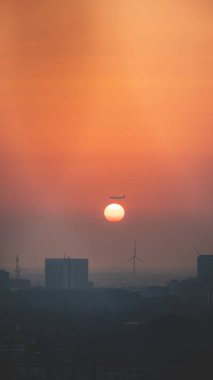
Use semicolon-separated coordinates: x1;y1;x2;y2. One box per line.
0;0;213;271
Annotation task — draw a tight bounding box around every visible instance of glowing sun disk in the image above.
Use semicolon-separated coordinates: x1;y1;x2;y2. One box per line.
104;203;125;222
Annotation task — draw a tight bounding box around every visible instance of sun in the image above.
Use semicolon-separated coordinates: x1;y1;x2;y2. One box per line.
104;203;125;222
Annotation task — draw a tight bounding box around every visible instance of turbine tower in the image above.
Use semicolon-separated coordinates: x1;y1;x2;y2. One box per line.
125;241;143;283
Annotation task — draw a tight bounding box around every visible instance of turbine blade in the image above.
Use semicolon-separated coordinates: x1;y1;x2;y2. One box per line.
136;256;144;263
125;257;133;263
193;246;200;256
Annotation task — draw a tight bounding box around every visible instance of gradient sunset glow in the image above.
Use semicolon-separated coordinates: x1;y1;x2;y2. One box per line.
0;0;213;270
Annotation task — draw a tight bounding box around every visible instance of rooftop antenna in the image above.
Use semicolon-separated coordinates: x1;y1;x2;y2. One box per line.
15;255;21;279
125;241;143;283
14;255;27;279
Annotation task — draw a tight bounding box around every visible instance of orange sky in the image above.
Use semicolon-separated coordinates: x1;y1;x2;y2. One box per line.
0;0;213;270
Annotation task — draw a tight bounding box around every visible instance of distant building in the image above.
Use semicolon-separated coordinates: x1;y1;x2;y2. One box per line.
0;340;25;357
145;285;169;298
167;279;180;295
45;258;88;290
16;367;47;380
197;255;213;280
95;366;144;380
10;278;31;290
0;270;10;289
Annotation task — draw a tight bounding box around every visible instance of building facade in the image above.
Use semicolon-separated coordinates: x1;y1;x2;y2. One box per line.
45;258;88;290
197;255;213;280
0;270;9;289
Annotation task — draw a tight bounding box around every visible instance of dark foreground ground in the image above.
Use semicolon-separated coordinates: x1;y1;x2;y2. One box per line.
1;288;213;379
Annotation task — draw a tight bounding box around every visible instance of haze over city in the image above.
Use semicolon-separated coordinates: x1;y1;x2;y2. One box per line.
0;0;213;271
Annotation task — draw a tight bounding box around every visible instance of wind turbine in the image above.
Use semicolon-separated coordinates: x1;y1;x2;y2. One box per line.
125;241;144;283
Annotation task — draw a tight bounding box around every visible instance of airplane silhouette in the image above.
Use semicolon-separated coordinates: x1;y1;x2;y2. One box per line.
110;195;126;199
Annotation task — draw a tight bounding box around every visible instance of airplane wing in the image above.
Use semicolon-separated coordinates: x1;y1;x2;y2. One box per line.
110;195;125;199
